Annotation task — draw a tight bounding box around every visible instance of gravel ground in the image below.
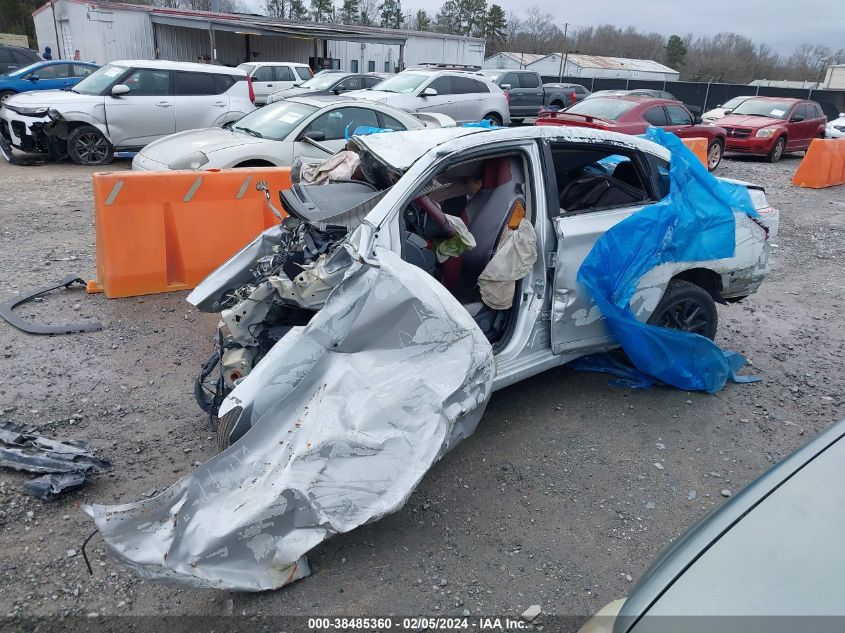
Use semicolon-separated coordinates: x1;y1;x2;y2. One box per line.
0;151;843;624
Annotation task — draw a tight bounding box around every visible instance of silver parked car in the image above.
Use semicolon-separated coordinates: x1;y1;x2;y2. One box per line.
344;69;510;126
0;59;255;165
266;72;385;104
237;61;313;105
132;95;447;171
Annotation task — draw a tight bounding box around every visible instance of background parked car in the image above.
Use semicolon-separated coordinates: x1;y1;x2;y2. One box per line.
543;82;591;104
579;418;845;633
237;61;313;104
0;60;99;105
132;95;432;171
0;44;40;75
536;95;728;170
267;72;384;104
478;69;583;119
702;95;753;124
344;69;510;126
826;113;845;138
716;97;826;162
586;88;677;101
0;60;254;165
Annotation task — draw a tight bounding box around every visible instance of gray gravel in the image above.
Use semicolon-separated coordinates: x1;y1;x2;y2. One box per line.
0;151;843;620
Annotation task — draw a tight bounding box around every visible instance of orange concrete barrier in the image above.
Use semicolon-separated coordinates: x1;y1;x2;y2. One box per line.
792;138;845;188
681;137;708;167
87;167;291;298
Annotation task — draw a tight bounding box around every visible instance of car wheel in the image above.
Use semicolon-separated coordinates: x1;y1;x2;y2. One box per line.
766;137;786;163
67;125;114;166
0;91;15;106
550;100;564;109
484;113;502;126
647;280;718;340
706;139;723;171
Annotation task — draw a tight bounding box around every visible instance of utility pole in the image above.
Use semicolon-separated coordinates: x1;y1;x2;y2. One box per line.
557;22;569;83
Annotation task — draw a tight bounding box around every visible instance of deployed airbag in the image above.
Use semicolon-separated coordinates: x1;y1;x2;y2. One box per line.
84;246;494;591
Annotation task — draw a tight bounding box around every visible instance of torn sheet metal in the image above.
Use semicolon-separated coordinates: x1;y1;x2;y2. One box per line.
576;128;759;392
478;218;538;310
0;275;102;335
0;420;111;500
85;245;495;591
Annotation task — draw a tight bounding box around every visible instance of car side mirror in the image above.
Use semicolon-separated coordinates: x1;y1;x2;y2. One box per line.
500;83;512;90
723;109;733;115
791;115;805;122
421;87;438;97
303;130;326;141
694;115;702;124
111;84;130;97
29;74;39;82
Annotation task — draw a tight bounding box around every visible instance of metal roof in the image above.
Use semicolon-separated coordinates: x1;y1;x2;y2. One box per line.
748;79;819;89
561;53;677;73
493;52;547;65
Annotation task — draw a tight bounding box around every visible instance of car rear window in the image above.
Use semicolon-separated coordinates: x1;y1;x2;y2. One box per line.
566;97;638;120
731;99;793;119
520;73;540;88
175;71;218;95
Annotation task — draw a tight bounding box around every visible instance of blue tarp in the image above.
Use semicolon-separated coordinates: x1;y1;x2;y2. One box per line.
575;128;761;393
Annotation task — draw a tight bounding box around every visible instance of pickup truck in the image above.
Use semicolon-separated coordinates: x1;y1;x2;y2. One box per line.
479;69;584;119
89;125;779;593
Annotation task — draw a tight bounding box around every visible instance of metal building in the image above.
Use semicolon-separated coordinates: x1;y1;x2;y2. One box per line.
483;51;680;82
32;0;484;72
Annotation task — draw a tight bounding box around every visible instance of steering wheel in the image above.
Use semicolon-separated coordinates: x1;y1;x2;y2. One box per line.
412;195;456;237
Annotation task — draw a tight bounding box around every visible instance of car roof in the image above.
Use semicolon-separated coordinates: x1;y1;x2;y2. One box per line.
743;95;802;103
248;61;310;67
109;59;246;75
354;125;672;173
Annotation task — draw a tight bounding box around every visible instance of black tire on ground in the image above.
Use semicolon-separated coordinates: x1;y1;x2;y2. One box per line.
647;279;718;340
707;139;724;171
0;90;15;106
511;118;524;125
484;113;503;126
766;136;786;163
67;124;114;166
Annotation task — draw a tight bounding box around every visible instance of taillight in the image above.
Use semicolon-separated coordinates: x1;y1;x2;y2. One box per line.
247;76;255;104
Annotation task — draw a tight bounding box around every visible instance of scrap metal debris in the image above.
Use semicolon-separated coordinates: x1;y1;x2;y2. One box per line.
0;420;111;500
85;244;494;591
0;275;103;335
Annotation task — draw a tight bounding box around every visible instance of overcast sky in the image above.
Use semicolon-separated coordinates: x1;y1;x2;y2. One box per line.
377;0;841;54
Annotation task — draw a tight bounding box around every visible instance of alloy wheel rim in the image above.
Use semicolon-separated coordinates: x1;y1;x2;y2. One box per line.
708;144;722;169
659;298;709;335
774;140;784;160
76;133;107;163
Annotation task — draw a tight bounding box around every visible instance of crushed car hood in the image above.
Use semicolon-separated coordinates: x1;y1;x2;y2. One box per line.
84;243;495;591
6;89;103;108
139;128;271;162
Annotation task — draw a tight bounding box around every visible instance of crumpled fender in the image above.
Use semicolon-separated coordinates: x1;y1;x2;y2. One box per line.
85;246;494;591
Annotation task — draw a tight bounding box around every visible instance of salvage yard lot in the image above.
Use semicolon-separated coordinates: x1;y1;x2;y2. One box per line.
0;154;843;620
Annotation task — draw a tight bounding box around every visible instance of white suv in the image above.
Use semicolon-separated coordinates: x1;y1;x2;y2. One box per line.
237;62;313;105
0;59;255;166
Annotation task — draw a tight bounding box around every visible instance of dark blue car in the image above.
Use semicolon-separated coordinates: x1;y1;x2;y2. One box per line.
0;60;100;105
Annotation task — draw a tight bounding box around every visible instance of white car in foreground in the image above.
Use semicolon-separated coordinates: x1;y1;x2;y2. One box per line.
0;60;255;165
132;95;452;171
825;114;845;138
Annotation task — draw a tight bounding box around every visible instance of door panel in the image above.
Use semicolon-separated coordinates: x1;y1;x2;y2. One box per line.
417;76;457;119
550;204;646;353
499;73;522;116
105;68;174;147
518;73;543;116
250;66;276;103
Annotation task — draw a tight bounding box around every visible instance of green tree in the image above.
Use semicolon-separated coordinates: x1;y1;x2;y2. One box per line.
379;0;403;28
484;3;506;49
415;9;431;31
263;0;287;18
289;0;309;20
339;0;359;23
311;0;334;21
435;0;461;33
665;34;687;69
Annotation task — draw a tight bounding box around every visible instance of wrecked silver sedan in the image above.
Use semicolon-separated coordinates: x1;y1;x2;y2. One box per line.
85;126;779;591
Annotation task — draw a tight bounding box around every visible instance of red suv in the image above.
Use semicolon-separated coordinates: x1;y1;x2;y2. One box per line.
715;97;827;162
535;96;728;170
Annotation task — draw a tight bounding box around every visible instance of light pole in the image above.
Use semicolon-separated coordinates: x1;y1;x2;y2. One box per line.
556;22;569;82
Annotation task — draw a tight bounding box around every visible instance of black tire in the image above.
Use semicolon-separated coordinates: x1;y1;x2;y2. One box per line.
0;90;15;106
766;136;786;163
647;279;718;340
67;124;114;166
483;113;502;127
550;100;564;109
511;118;524;125
706;139;723;171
